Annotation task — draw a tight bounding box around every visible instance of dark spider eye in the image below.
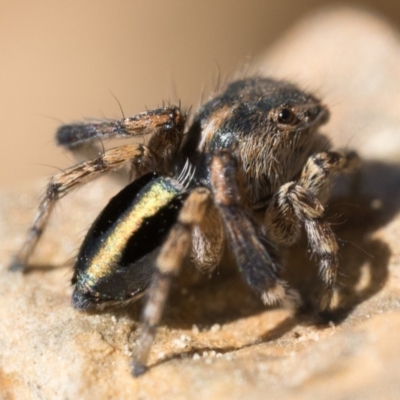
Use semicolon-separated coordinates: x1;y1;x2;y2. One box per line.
278;108;296;124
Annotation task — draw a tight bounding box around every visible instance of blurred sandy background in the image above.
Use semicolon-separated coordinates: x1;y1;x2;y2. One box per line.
1;0;399;186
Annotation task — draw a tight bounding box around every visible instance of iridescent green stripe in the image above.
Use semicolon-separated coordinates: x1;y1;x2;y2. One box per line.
85;180;179;284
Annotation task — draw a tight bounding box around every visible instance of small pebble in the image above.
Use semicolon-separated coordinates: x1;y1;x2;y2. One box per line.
225;354;233;361
192;325;200;335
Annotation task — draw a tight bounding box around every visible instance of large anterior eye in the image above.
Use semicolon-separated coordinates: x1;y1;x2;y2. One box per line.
277;108;296;124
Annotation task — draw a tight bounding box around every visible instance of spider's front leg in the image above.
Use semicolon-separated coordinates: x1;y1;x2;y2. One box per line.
132;187;212;376
265;150;360;315
56;106;185;177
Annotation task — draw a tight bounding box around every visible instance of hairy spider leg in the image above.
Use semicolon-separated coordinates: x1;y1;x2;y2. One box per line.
210;151;300;308
132;187;212;376
56;106;186;177
10;107;186;272
264;150;360;315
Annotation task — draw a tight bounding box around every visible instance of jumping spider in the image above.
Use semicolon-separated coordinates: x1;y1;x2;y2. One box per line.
10;77;359;376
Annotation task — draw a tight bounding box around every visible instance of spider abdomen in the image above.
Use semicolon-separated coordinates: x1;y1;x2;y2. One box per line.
71;173;187;309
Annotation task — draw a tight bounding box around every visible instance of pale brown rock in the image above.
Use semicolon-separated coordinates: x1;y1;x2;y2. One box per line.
2;6;400;400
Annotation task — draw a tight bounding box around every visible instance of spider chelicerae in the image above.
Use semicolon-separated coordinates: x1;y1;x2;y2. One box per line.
10;77;359;376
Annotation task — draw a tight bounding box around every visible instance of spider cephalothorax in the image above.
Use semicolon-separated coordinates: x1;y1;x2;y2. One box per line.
10;77;359;376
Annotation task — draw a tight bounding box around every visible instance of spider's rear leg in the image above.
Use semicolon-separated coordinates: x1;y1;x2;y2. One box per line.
265;150;360;316
132;187;212;376
9;144;158;272
56;106;185;177
210;151;300;308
